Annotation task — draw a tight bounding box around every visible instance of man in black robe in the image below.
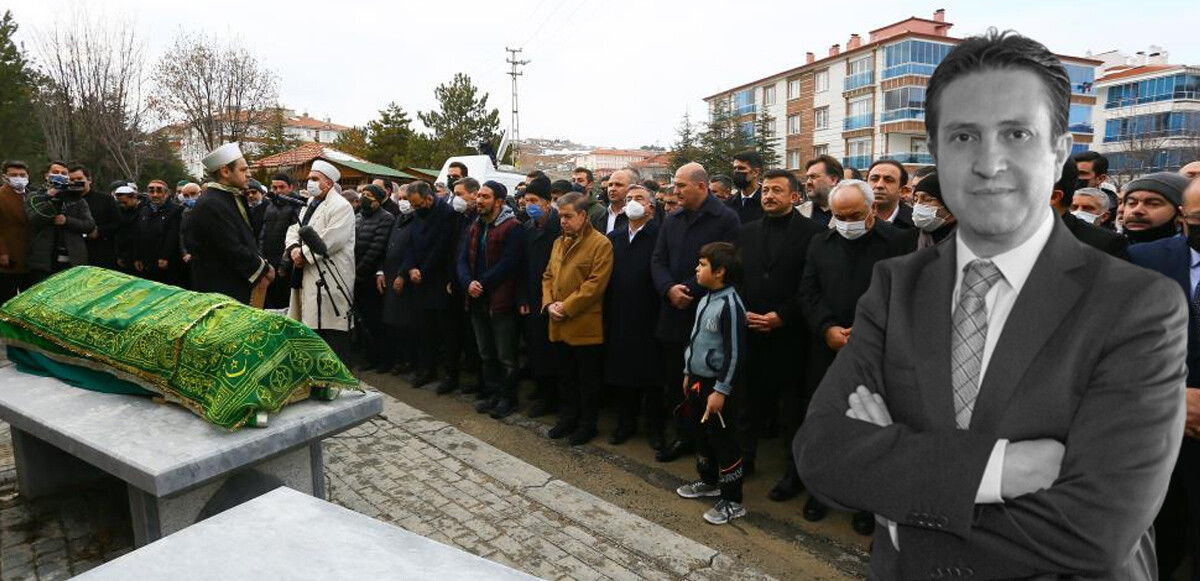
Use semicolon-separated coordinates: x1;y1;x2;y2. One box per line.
184;143;273;304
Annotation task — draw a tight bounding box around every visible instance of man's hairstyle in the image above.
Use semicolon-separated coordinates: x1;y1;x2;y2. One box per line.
1073;150;1109;176
525;170;548;181
831;179;873;207
2;160;28;173
925;29;1071;148
733;149;763;170
805;155;843;181
67;163;91;179
845;167;864;181
710;174;733;191
148;179;169;190
913;165;937;180
867;159;909;187
448;161;468;176
698;241;743;286
271;173;292;186
550;179;574;194
681;164;709;185
556;191;589;214
1054;158;1079;210
455;177;481;193
45;160;68;174
572;167;594;182
613;167;642;183
407;180;435;199
641;179;660;193
1073;187;1110;210
762;169;799;193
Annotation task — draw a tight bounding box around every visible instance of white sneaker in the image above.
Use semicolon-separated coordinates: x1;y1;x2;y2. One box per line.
676;480;721;499
703;499;746;525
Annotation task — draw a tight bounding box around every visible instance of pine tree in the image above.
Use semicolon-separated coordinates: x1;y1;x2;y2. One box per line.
697;99;748;174
668;112;703;171
333;127;370;159
365;102;414;169
0;10;45;165
753;108;781;170
258;108;296;157
413;73;501;167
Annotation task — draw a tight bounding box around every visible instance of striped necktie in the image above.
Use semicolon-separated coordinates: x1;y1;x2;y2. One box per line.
951;259;1003;430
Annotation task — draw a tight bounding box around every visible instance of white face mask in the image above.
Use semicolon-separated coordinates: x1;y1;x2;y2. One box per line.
398;199;414;215
624;200;646;221
305;180;321;197
912;203;947;233
451;195;468;213
832;218;869;240
7;177;29;192
1071;210;1100;226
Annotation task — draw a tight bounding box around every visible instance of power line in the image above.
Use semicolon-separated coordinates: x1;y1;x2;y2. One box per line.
505;47;530;167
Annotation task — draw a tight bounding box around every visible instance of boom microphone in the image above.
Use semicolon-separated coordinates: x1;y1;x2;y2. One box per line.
298;225;329;257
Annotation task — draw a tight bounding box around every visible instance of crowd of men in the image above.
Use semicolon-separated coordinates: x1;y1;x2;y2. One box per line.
3;29;1200;576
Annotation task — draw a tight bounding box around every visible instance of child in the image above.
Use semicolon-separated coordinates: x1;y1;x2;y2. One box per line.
675;241;748;525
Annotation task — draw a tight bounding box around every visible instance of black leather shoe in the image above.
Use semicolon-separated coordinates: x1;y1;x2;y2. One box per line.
548;423;576;439
435;377;459;395
802;497;827;522
608;424;635;446
655;439;692;463
569;426;598;446
411;371;437;388
647;430;665;451
852;511;876;536
489;398;517;419
527;400;554;418
475;396;498;414
768;474;801;502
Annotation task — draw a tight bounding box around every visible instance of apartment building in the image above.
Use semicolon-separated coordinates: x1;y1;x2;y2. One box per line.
704;10;1101;173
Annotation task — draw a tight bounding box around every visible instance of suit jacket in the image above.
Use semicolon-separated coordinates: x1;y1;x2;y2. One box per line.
1062;211;1129;260
794;219;1187;580
603;221;663;386
737;209;825;329
590;206;627;235
887;202;915;230
726;188;763;224
399;197;456;310
1129;235;1200;386
798;220;911;337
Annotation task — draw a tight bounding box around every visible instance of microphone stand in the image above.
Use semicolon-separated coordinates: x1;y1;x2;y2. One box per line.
300;241;340;331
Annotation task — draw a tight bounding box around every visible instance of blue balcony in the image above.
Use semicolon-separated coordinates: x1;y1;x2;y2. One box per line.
881;108;924;123
880;152;934;165
882;63;939;79
843;114;874;131
845;71;875;91
843;155;873;170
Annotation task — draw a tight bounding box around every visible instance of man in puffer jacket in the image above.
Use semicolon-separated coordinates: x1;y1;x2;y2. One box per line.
354;184;395;370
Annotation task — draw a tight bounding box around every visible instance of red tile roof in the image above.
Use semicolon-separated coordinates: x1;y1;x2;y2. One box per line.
288;115;350;132
1097;64;1180;83
250;142;326;168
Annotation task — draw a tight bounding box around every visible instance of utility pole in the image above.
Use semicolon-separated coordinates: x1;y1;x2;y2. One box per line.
505;47;530;168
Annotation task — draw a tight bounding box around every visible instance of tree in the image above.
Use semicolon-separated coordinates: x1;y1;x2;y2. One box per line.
333;127;370;159
412;73;501;167
365;102;415;169
0;10;44;166
753;108;781;170
258;107;297;157
150;33;278;152
138;130;194;184
668;112;703;171
696;98;748;174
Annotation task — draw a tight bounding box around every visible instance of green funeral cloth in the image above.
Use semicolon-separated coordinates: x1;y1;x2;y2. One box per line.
7;346;156;396
0;266;360;429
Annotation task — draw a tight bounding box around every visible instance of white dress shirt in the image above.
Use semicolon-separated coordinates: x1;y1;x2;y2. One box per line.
888;206;1057;550
605;205;621;234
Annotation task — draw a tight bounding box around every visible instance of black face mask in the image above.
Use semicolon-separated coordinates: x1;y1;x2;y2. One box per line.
1125;220;1179;244
1075;179;1090;191
1188;226;1200;253
732;171;751;190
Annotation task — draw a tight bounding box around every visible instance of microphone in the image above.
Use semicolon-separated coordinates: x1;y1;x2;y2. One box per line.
299;225;329;257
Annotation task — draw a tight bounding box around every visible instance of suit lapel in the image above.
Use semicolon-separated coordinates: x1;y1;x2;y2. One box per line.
913;240;958;430
969;221;1086;432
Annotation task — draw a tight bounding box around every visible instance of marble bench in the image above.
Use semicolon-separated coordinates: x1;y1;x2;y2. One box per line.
73;486;542;580
0;363;382;546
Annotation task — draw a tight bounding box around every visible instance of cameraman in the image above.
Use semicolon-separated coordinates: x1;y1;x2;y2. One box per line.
25;161;95;285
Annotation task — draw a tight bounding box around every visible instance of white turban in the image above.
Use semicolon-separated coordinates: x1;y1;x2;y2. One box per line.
202;143;244;173
311;160;341;183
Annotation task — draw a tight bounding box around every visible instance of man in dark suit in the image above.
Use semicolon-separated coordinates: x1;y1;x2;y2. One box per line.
135;179;184;285
735;169;825;498
726;150;764;224
1052;159;1129;259
1129;175;1200;580
591;168;632;235
401;181;458;389
795;31;1186;580
185;143;274;304
651;162;741;462
868;159;914;230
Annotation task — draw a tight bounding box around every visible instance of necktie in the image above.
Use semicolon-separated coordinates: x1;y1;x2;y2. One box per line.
951;259;1003;429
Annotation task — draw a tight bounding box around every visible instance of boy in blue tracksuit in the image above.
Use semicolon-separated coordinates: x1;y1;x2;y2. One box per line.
675;241;748;525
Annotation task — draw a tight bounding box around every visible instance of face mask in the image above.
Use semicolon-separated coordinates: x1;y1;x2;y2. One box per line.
451;195;468;213
1071;210;1099;226
912;203;946;233
624;200;646;221
832;218;869;240
398;199;414;215
306;180;321;197
248;199;262;208
525;202;544;220
1125;220;1179;244
8;177;28;191
184;198;196;208
1075;179;1090;191
732;171;751;190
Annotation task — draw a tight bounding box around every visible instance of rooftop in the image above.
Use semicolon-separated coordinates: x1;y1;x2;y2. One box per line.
1096;64;1184;84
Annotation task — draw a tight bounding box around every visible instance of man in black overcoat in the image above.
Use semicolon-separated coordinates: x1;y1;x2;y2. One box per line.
400;181;457;388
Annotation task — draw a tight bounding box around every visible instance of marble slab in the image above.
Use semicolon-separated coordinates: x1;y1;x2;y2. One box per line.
72;486;543;581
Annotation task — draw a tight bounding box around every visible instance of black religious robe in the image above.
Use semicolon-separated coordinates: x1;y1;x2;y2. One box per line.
184;183;268;304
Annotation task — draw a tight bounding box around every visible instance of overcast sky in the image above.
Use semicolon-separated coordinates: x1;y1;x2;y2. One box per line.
7;0;1198;149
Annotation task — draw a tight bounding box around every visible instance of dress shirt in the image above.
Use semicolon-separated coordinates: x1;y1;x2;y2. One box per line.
605;205;621;234
1190;247;1200;298
884;204;899;223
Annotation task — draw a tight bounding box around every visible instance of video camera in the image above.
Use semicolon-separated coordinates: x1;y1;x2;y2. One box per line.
46;175;87;201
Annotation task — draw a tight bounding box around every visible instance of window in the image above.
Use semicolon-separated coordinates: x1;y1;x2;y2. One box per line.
844;137;873;170
815;70;829;93
1068;103;1094;134
763;85;776;106
740;121;755;140
814;107;829;130
787;79;801;100
845;96;873;130
1105;73;1200;109
1063;63;1095;95
813;144;829;157
787;114;801;135
883;40;952;79
882;86;926;122
733;89;756;116
845;56;875;90
787;150;802;169
1104;111;1200;143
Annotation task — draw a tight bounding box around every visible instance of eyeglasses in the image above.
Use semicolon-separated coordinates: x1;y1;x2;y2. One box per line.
148;187;166;193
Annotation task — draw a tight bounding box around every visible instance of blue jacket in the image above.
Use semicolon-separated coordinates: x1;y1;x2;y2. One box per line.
1129;235;1200;386
683;285;746;395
